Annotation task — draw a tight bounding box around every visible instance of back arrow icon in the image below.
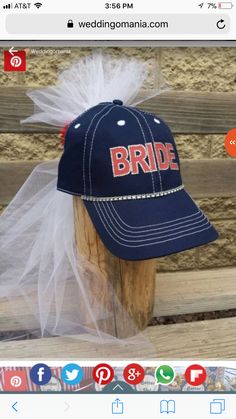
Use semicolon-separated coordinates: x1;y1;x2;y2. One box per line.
9;46;18;56
12;402;18;412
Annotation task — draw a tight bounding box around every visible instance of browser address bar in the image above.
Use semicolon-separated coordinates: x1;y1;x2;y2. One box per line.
5;14;230;37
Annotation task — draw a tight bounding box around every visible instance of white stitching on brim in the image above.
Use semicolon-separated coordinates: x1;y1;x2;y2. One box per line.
109;203;201;229
93;201;212;247
101;202;206;235
95;201;210;242
81;184;184;201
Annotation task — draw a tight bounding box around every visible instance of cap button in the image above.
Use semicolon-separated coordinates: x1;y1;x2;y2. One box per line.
113;99;123;105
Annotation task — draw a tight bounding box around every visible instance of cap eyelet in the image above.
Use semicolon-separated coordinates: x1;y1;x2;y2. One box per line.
117;120;126;126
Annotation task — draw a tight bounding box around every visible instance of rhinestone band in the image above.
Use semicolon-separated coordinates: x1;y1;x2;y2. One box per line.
81;184;184;202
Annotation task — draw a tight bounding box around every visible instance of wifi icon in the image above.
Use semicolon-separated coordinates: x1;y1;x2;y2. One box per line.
34;2;42;8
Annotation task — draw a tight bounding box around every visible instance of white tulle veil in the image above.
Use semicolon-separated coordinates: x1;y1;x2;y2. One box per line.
0;52;168;349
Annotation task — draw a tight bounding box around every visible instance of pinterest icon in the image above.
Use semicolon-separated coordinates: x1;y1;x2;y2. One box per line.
3;370;28;391
93;363;114;385
4;48;26;72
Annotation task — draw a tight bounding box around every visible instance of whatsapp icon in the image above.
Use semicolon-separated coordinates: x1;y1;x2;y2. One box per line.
155;365;175;385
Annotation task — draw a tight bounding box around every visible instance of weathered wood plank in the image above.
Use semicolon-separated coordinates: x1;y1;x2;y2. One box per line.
0;161;41;205
181;159;236;198
155;267;236;316
141;91;236;134
0;317;235;359
0;268;235;333
0;87;56;134
0;87;236;134
1;159;236;205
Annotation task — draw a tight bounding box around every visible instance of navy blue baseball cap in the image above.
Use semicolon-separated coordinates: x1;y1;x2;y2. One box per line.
57;100;218;260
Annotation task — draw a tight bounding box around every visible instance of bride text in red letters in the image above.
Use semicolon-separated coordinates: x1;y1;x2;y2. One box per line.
110;142;179;177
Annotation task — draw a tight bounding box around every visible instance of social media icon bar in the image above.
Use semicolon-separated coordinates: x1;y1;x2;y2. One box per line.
61;363;83;386
93;363;114;385
3;370;27;391
184;364;207;386
123;363;145;385
30;363;52;386
155;365;175;385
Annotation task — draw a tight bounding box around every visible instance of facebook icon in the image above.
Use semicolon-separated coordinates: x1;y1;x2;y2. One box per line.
30;363;52;386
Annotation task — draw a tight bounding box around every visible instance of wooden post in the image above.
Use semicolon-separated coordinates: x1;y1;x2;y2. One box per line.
73;197;156;339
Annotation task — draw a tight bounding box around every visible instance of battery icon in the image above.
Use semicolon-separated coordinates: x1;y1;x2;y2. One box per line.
218;2;233;8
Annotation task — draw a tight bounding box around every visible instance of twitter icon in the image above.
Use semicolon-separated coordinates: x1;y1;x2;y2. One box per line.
61;364;84;386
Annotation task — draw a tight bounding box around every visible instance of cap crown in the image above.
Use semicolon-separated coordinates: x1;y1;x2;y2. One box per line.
57;102;182;198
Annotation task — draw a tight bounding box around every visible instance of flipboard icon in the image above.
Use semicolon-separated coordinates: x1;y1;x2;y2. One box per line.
4;48;26;72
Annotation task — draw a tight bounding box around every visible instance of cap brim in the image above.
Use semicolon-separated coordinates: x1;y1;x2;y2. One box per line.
84;189;218;261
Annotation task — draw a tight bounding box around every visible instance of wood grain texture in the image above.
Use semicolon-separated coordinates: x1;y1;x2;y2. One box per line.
0;317;236;359
181;159;236;198
73;197;156;338
0;161;41;204
1;159;236;205
1;87;236;133
0;87;56;134
0;268;235;333
155;267;236;316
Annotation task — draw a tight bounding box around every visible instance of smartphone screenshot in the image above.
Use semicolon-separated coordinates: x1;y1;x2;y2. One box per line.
0;0;236;417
